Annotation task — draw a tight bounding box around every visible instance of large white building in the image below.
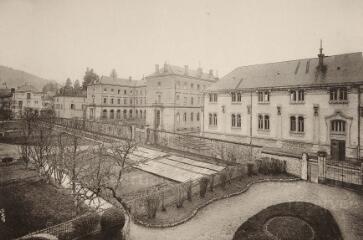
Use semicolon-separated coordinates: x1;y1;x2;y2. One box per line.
202;50;363;163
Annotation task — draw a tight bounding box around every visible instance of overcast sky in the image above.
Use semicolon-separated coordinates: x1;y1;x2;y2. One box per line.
0;0;362;84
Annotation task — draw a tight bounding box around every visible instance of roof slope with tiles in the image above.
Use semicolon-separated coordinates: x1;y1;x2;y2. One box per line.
147;64;218;81
96;76;146;87
208;52;363;91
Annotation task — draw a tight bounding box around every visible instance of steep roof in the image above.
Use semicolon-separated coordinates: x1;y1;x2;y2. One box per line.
96;76;146;87
208;52;363;91
147;64;218;81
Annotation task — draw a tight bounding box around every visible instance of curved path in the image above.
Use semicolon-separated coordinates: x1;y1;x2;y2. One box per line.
129;181;363;240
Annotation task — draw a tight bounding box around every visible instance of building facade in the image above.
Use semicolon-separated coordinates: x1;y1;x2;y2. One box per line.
11;83;48;118
203;51;363;163
85;76;147;124
54;94;87;119
146;63;218;132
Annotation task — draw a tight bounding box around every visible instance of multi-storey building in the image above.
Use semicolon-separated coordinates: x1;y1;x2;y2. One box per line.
146;63;218;132
11;83;47;118
54;93;87;119
85;76;147;123
203;49;363;163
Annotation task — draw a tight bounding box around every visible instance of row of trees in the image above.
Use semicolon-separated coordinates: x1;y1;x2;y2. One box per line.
18;108;136;215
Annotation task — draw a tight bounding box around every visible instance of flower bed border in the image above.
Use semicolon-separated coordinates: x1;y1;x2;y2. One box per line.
132;177;301;228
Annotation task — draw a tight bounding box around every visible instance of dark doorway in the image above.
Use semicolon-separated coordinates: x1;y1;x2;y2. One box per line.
155;110;161;129
331;140;345;161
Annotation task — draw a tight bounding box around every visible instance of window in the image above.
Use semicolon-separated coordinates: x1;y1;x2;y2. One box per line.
197;112;200;121
237;93;242;102
136;110;139;118
191;83;194;89
209;93;218;102
330;88;347;102
124;98;127;105
231;93;236;102
213;114;218;126
176;95;180;102
110;109;114;119
231;92;242;102
231;114;236;127
130;98;133;104
102;109;107;119
290;90;304;103
104;88;107;92
158;95;161;103
123;110;127;119
197;84;200;90
191;97;194;105
117;99;120;104
118;89;120;94
290;115;304;133
129;109;133;118
103;98;107;104
124;90;127;95
140;110;143;119
331;120;346;133
111;88;114;92
258;91;270;103
144;110;146;119
183;112;187;122
27;93;31;99
116;110;121;119
111;98;114;104
184;97;187;105
290;116;296;131
158;81;161;88
237;114;241;127
70;104;75;110
191;112;194;121
209;113;218;126
258;114;270;130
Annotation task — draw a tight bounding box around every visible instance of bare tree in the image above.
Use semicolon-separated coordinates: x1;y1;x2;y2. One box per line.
18;108;38;168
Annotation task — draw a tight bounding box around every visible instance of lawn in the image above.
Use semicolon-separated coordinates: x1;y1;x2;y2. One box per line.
232;201;342;240
0;164;87;240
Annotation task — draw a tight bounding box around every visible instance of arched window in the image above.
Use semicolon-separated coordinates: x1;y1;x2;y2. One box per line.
136;110;139;118
213;113;218;126
209;113;212;125
264;115;270;130
102;109;107;119
116;109;121;119
183;113;187;122
231;93;236;102
290;116;296;131
123;110;127;119
191;112;194;121
197;112;200;121
237;114;241;127
129;109;132;118
331;120;346;132
298;116;304;132
237;93;242;102
258;114;263;129
231;114;236;127
110;109;114;119
140;110;143;119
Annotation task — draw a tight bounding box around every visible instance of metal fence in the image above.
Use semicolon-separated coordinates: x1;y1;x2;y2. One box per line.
324;160;363;190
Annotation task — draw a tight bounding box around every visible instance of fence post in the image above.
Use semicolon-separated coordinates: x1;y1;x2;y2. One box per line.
317;151;327;183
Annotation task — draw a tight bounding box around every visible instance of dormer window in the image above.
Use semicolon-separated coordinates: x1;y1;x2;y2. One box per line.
258;91;270;103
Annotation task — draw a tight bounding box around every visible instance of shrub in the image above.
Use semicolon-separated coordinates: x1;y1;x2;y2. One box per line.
220;172;227;189
72;212;100;237
247;163;256;176
209;175;215;192
186;181;192;202
257;158;286;175
199;177;209;198
145;194;159;219
100;207;125;240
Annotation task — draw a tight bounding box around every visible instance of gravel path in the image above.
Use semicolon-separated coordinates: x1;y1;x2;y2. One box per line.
129;181;363;240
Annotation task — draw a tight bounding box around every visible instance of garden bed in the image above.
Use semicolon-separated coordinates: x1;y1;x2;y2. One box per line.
133;174;296;227
232;201;342;240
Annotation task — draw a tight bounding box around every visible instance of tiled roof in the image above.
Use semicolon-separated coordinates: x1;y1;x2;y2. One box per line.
16;83;40;92
207;52;363;91
97;76;146;87
147;64;218;81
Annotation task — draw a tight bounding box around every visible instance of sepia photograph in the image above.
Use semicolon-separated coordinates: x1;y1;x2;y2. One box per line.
0;0;362;239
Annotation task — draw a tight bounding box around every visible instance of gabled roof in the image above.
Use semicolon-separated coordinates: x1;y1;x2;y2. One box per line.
96;76;146;87
207;52;363;91
147;64;218;81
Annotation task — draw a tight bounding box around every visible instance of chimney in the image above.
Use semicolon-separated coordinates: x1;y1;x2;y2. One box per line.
184;65;189;75
318;39;325;71
209;69;213;76
155;64;159;73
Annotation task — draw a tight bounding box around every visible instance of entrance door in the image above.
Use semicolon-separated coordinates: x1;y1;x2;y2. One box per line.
331;140;345;161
